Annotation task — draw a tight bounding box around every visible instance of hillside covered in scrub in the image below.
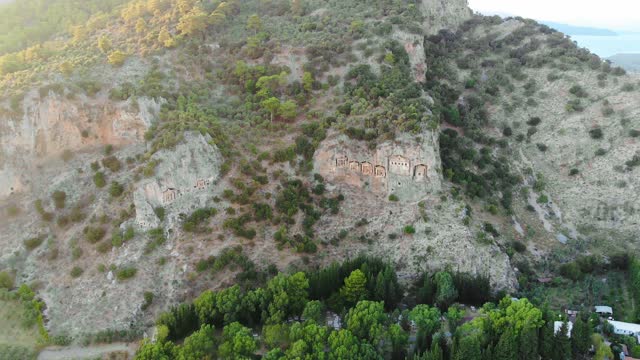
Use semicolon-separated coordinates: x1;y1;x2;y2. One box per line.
0;0;639;357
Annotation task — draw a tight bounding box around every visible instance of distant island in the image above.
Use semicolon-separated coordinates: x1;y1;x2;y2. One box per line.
540;21;618;36
608;53;640;72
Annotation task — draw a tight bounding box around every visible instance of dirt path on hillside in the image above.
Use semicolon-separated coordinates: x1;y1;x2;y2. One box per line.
38;342;137;360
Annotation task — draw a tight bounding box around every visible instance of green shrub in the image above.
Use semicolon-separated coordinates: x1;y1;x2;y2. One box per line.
142;291;154;311
145;228;166;254
622;83;635;92
559;262;582;281
536;143;547;152
154;207;165;221
93;171;106;187
403;225;416;234
512;241;526;253
109;182;124;197
565;99;584;112
182;208;217;232
602;107;614;117
569;84;588;98
70;266;84;278
0;271;15;289
595;148;607;156
116;267;137;281
84;226;106;243
589;128;603;139
629;129;640;138
388;194;399;202
569;168;579;176
23;236;45;251
526;117;541;126
96;241;112;253
102;156;122;172
71;246;82;260
51;190;66;209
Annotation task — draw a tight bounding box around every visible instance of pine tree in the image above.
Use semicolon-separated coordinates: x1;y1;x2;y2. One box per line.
453;336;481;360
424;341;444;360
539;310;555;359
518;327;539;360
571;315;592;360
494;331;517;360
341;269;367;304
552;322;572;360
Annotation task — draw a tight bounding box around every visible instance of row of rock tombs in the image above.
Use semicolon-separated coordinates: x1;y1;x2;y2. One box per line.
162;178;210;203
336;155;428;179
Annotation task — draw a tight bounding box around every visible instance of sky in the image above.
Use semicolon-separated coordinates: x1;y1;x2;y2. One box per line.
467;0;640;32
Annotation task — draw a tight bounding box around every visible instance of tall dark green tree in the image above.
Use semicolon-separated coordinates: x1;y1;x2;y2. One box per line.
453;335;482;360
494;331;517;360
518;327;538;360
417;273;436;305
537;305;554;356
571;315;591;360
552;322;572;360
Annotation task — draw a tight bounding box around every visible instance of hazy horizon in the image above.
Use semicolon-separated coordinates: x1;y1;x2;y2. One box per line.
468;0;640;32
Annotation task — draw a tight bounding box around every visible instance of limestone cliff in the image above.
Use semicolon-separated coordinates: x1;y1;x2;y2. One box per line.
134;132;223;230
420;0;472;34
0;92;162;198
314;131;441;201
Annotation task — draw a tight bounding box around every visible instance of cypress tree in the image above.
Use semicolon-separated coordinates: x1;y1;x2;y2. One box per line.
552;322;572;360
453;335;481;360
518;327;539;360
539;308;555;359
571;315;591;360
494;331;517;360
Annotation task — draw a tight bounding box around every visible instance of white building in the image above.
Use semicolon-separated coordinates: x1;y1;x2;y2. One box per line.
595;305;613;316
609;320;640;343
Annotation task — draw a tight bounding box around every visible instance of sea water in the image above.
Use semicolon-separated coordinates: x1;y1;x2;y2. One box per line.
571;33;640;58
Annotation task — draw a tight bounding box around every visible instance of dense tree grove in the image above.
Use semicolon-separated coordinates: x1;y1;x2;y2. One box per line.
136;258;602;359
630;259;640;322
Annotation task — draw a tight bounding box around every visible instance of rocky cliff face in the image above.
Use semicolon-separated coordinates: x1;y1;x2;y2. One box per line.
313;129;517;290
314;131;442;201
420;0;472;34
0;92;162;198
134;132;223;230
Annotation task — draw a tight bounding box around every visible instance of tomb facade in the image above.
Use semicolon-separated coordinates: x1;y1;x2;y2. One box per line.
361;162;373;176
162;188;178;204
375;165;386;178
389;155;411;176
195;179;206;190
414;164;427;181
336;156;348;168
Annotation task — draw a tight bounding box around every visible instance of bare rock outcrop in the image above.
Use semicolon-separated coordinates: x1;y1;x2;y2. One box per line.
420;0;472;34
0;93;162;199
314;131;441;201
133;132;223;230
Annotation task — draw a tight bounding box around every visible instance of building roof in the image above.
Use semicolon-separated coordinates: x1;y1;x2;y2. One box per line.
609;320;640;333
554;321;573;336
595;306;613;314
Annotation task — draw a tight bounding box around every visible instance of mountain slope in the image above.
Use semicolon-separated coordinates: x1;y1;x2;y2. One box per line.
0;0;638;342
